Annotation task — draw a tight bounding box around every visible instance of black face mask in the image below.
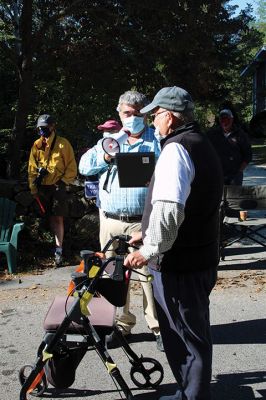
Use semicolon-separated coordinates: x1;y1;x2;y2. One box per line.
38;126;51;138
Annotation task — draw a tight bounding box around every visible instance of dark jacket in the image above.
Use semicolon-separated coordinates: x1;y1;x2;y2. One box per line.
207;125;252;180
142;122;223;274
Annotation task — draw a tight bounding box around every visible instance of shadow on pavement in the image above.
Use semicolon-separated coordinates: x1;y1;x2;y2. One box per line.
212;319;266;344
133;383;177;399
219;258;266;270
42;385;170;399
33;371;266;400
211;370;266;400
219;246;266;270
126;332;155;344
40;388;102;397
221;246;266;258
135;371;266;400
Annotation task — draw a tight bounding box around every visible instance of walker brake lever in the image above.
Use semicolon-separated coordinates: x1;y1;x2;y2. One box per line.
123;265;154;283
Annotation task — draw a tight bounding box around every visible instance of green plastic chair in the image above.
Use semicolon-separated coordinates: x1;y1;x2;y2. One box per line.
0;197;24;274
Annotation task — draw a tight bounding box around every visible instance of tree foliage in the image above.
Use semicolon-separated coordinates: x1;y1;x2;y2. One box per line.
0;0;264;178
254;0;266;39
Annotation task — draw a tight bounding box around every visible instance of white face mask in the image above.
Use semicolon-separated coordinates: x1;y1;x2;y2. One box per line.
122;115;145;135
154;126;167;141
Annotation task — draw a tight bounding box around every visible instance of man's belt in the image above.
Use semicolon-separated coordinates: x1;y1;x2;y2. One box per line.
103;211;142;222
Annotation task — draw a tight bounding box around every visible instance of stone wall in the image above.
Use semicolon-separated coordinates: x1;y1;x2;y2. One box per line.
0;179;100;257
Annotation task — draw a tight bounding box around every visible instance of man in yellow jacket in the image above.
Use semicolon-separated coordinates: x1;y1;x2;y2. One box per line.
28;114;77;266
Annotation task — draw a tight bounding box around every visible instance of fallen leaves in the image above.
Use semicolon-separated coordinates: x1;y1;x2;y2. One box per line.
215;269;266;293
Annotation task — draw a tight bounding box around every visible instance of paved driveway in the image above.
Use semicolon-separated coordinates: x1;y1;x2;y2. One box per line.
0;163;265;400
0;242;265;400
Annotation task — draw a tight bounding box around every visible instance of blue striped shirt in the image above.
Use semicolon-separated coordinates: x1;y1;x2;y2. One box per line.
79;126;161;215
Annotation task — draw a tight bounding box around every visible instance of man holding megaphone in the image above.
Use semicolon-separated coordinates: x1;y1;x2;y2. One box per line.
79;90;163;351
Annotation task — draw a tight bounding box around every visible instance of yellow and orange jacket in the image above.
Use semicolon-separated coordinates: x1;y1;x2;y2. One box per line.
28;131;77;195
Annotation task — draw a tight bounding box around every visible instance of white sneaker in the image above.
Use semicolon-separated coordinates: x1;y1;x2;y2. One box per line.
159;389;182;400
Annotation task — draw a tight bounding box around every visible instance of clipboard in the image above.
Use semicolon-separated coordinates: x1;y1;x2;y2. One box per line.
115;152;155;187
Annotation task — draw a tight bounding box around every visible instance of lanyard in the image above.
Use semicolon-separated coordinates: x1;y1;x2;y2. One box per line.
103;163;113;192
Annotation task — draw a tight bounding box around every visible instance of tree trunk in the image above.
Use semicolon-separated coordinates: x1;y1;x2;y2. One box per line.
7;0;33;179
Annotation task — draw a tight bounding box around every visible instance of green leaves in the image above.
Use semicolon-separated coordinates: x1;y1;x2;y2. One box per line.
0;0;263;178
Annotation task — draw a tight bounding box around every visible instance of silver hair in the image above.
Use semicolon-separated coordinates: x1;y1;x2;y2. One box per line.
117;91;149;111
171;109;195;124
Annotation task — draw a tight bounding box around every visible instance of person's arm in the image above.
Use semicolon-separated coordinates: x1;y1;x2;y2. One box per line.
124;142;194;268
238;128;252;167
124;201;184;268
79;141;110;176
140;200;184;259
61;141;78;184
28;145;39;195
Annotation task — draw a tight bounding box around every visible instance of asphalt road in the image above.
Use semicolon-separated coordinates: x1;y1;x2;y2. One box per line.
0;162;266;400
0;243;265;400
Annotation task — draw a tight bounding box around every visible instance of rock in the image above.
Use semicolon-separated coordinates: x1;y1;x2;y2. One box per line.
72;212;100;249
68;195;88;218
14;190;34;207
0;178;17;198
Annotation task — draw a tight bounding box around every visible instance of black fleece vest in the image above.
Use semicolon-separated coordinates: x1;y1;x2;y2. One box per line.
142;122;223;273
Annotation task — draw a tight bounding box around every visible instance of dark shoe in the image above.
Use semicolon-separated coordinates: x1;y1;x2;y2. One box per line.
105;325;131;349
155;334;164;352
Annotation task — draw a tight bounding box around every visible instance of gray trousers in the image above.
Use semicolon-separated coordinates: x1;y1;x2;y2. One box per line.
151;266;217;400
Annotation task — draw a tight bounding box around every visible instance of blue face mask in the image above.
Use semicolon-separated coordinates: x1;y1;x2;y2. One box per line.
122;116;145;135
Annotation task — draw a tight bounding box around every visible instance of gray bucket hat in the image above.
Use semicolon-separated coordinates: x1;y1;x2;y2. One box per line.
140;86;194;114
36;114;55;127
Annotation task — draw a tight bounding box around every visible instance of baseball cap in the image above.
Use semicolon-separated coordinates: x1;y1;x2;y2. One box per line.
36;114;55;127
219;109;233;118
97;119;122;131
140;86;194;114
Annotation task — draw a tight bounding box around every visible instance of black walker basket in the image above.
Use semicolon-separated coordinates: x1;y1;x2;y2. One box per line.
19;235;164;400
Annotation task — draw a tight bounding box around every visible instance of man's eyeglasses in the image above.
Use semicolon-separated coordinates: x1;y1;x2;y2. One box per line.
151;110;167;121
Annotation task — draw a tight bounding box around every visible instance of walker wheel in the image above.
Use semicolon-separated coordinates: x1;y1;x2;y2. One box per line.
130;357;164;389
19;364;47;397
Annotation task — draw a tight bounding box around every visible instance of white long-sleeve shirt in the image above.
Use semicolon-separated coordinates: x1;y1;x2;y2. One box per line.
139;142;195;261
